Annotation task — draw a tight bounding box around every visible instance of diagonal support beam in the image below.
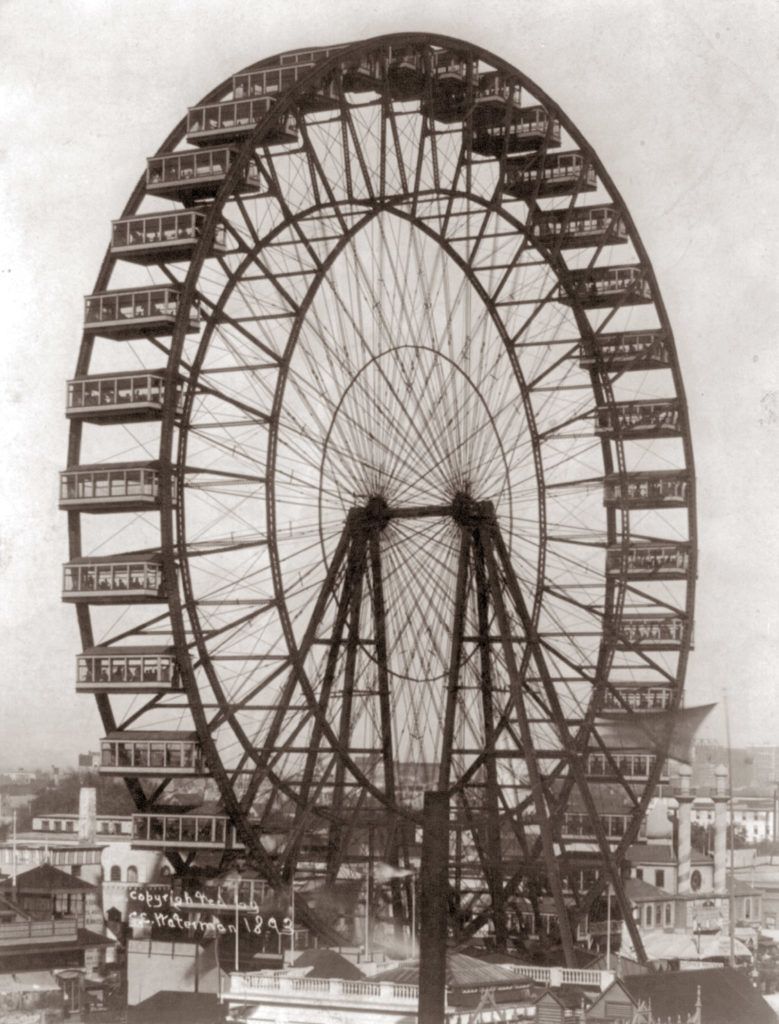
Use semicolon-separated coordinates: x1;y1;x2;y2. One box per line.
368;529;406;935
481;526;576;964
490;519;648;964
438;526;471;791
472;524;508;948
326;529;368;882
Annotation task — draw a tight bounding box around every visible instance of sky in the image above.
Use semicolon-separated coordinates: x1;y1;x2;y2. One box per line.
0;0;777;767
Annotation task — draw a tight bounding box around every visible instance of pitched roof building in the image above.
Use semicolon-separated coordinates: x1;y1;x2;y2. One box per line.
587;966;775;1024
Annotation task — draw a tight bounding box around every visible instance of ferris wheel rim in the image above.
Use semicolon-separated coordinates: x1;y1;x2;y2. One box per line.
64;31;697;955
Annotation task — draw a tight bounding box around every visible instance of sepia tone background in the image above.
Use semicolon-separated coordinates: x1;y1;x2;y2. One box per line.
0;0;776;765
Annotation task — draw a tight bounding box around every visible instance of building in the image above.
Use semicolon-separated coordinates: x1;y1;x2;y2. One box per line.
742;862;779;931
219;955;631;1023
0;969;66;1021
0;783;39;827
1;787;167;924
0;837;105;887
0;864;101;931
691;794;775;845
124;876;312;1005
32;812;133;837
127;935;222;1006
221;953;540;1022
0;769;38;786
129;990;224;1024
692;743;779;795
587;966;775;1024
0;887;113;1015
78;751;102;773
617;765;766;966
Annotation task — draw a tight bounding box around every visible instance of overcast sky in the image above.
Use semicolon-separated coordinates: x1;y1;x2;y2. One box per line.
0;0;777;768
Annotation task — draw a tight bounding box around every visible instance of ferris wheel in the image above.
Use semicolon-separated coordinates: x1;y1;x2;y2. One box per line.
62;33;696;960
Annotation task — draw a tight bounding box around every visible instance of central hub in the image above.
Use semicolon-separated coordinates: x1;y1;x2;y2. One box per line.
361;495;391;531
451;491;492;528
350;493;496;531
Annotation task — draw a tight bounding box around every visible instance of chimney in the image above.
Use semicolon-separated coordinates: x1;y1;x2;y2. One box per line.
676;764;692;893
713;765;728;894
79;786;97;843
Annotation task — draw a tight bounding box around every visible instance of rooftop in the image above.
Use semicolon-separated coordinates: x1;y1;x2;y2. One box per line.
627;842;712;866
0;969;61;993
726;873;764;896
624;877;672;902
623;966;776;1024
292;947;365;980
0;926;111;961
373;952;531;990
1;832;106;848
129;991;224;1024
627;842;675;864
0;864;96;893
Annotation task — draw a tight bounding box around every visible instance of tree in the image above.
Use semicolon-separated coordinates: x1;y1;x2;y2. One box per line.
29;772;135;818
690;820;749;853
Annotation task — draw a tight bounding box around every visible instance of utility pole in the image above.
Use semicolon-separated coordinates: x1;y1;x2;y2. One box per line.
11;810;17;899
722;691;736;968
418;791;449;1024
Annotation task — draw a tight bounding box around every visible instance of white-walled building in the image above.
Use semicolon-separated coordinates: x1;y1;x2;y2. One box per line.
32;813;133;838
2;790;169;924
690;794;775;845
620;765;765;965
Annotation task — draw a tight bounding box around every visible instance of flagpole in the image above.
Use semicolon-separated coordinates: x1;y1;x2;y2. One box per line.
11;811;17;896
365;826;374;960
606;883;612;971
723;689;736;969
215;917;222;996
364;869;370;959
411;876;416;959
290;873;295;960
234;883;239;973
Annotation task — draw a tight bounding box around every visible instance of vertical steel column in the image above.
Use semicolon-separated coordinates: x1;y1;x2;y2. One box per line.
418;790;449;1024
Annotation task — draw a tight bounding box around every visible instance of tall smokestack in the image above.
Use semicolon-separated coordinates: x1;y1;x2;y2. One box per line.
677;765;692;893
713;765;728;894
79;786;97;843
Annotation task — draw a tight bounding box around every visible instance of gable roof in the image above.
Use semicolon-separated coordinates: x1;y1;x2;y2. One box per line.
624;877;672;901
292;947;364;980
0;864;95;893
627;842;714;866
533;987;566;1008
533;984;589;1009
623;966;775;1024
128;991;224;1024
727;873;764;896
373;952;530;989
627;843;675;864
